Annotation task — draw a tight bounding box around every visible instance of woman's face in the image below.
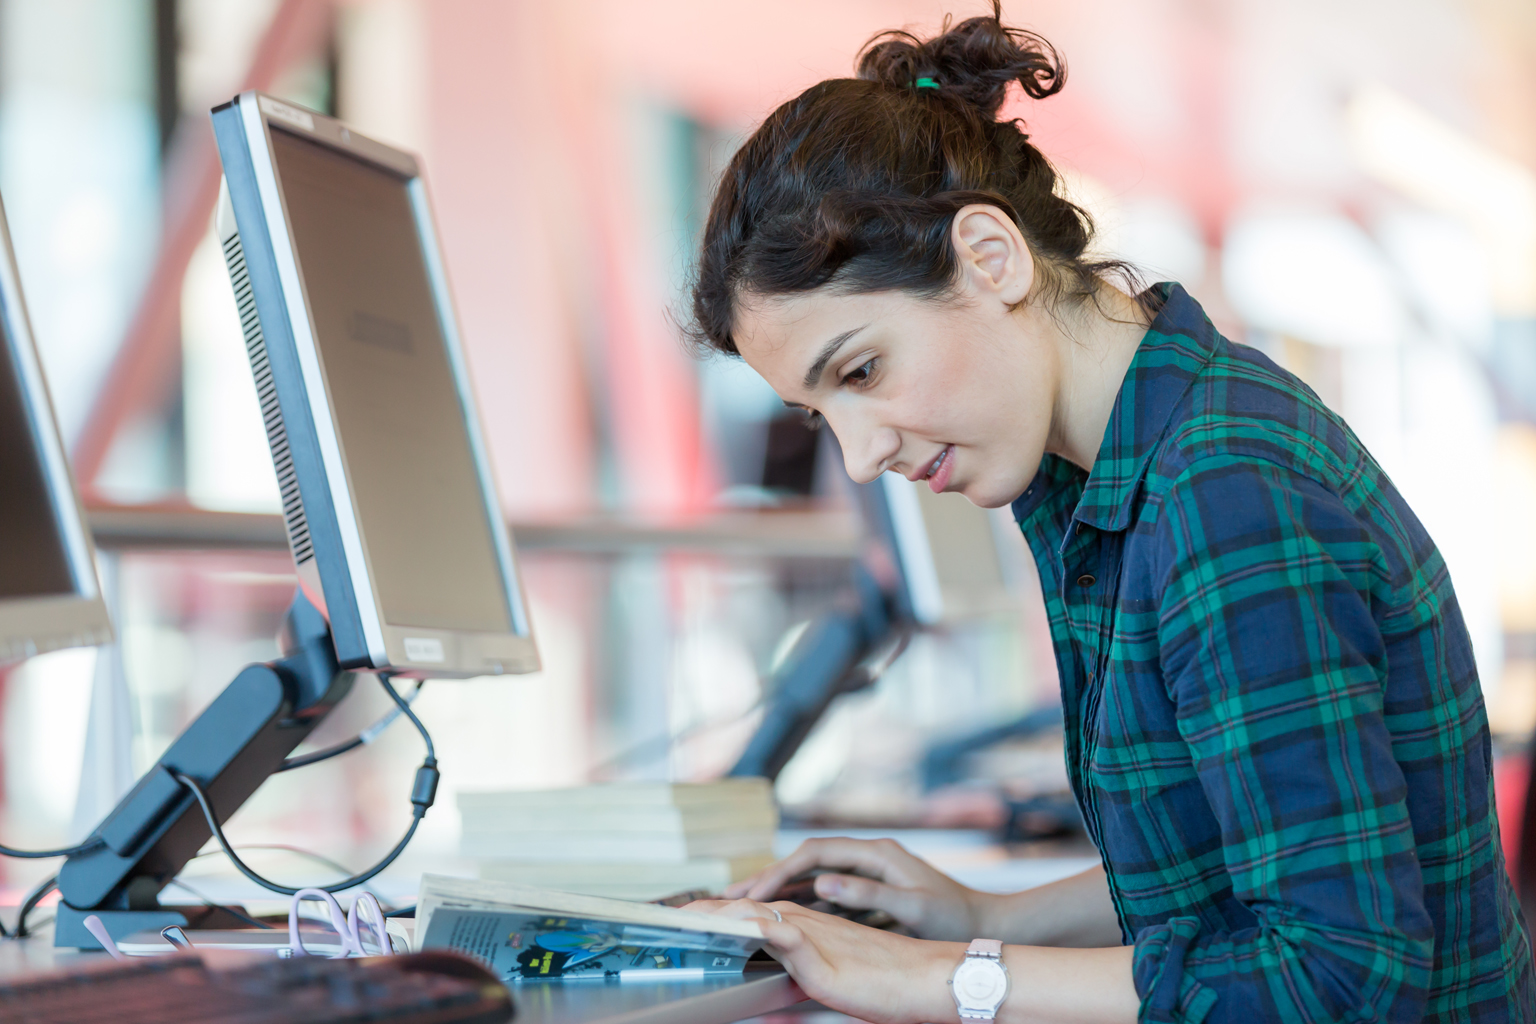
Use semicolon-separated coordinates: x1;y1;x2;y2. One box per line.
731;284;1060;509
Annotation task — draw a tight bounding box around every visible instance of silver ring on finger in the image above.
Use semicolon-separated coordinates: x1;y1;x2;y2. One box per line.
770;907;783;923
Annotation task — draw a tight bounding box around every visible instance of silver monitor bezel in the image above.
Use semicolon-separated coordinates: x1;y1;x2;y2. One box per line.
0;190;113;663
877;473;1019;625
230;92;537;677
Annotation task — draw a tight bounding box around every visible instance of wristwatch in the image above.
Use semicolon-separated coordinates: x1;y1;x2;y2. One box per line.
950;938;1010;1022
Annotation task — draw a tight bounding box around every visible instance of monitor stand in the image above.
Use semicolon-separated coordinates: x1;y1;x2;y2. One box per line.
54;590;352;948
728;567;899;781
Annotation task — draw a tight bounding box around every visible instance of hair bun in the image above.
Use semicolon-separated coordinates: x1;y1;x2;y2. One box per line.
857;1;1065;120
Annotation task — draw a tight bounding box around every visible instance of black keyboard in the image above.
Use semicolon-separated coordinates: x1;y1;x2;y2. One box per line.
0;949;513;1024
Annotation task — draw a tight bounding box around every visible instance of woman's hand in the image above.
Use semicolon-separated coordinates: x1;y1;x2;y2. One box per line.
687;897;962;1024
723;837;988;942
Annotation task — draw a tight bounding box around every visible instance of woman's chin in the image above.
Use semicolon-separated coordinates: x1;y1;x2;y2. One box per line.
961;481;1020;509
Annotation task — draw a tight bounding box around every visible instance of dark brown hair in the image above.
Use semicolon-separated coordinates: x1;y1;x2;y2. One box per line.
688;3;1145;356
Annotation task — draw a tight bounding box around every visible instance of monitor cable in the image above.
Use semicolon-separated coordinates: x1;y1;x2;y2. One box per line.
173;673;438;897
0;836;104;860
275;680;425;772
11;874;59;939
0;681;427;861
0;680;423;859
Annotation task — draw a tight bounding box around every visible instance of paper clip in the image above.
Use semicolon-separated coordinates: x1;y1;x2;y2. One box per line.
160;925;194;951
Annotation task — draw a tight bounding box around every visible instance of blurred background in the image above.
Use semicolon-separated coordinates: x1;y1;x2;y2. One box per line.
1;0;1534;907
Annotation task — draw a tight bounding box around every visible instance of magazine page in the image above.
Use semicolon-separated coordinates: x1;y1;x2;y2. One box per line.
415;874;763;942
419;904;760;983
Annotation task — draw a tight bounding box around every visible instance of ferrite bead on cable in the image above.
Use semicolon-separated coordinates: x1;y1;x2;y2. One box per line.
411;764;440;815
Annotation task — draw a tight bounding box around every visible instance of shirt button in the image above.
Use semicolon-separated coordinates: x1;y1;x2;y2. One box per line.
1077;574;1096;587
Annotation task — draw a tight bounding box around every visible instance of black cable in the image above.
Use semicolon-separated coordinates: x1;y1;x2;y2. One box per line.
170;672;438;897
276;736;363;772
174;772;421;897
379;674;434;765
14;875;58;939
164;879;276;930
181;845;399;913
275;681;425;773
0;837;104;860
187;843;358;881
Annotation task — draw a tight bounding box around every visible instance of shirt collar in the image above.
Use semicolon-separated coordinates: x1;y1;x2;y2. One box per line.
1075;282;1220;531
1012;283;1221;531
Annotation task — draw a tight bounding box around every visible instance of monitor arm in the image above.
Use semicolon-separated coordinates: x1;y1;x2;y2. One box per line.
54;589;352;948
728;567;905;782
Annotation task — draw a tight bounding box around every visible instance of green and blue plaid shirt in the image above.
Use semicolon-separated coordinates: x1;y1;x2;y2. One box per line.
1012;283;1535;1022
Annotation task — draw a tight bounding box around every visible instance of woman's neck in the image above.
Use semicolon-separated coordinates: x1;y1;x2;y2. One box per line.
1043;283;1152;474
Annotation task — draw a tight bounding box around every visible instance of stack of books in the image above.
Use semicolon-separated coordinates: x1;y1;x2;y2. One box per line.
458;778;779;901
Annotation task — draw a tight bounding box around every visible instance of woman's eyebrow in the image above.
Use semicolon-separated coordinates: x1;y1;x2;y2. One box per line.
802;325;869;390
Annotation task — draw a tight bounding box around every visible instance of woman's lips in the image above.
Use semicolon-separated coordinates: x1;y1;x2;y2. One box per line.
925;445;955;493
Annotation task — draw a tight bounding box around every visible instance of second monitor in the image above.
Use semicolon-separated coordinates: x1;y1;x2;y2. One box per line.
0;189;112;663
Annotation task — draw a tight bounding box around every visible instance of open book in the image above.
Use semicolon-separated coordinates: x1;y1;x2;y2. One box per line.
414;874;766;983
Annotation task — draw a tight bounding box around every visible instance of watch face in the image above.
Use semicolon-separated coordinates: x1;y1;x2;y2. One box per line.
953;958;1009;1009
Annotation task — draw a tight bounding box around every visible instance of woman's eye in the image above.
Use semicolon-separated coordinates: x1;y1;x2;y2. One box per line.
802;409;825;431
841;358;877;387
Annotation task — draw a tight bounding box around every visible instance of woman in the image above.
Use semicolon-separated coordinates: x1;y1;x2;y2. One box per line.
683;5;1535;1023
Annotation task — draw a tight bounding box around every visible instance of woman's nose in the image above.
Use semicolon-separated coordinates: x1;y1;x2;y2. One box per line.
836;420;901;484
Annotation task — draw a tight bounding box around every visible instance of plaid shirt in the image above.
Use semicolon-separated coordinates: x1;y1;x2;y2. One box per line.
1011;283;1535;1022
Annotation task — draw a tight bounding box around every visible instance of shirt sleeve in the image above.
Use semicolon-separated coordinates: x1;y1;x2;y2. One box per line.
1135;453;1435;1023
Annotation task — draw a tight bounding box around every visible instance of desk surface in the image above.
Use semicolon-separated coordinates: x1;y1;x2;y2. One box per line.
511;965;804;1024
0;921;807;1024
0;832;1094;1022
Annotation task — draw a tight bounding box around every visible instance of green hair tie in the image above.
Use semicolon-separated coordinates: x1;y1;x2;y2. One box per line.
913;77;940;90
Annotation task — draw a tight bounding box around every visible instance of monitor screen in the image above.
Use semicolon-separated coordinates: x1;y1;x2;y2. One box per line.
0;186;111;662
268;127;512;635
0;314;75;601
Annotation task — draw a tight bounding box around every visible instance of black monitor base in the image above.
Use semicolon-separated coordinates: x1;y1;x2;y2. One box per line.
53;903;260;948
56;590;352;949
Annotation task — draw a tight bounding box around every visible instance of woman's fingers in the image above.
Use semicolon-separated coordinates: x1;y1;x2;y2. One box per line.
733;847;829;901
811;872;926;923
683;897;786;923
681;898;804;949
722;877;758;899
736;837;917;901
684;897;765;918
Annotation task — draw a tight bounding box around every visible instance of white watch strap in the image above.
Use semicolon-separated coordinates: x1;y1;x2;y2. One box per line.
968;938;1003;959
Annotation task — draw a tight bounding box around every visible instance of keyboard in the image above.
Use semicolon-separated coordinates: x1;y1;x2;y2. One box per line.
0;949;513;1024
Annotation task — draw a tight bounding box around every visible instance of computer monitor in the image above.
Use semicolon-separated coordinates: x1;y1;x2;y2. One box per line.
56;95;540;948
868;474;1022;626
209;93;537;678
0;190;112;663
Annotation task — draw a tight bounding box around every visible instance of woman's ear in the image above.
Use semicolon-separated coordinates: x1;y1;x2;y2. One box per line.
950;204;1034;306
